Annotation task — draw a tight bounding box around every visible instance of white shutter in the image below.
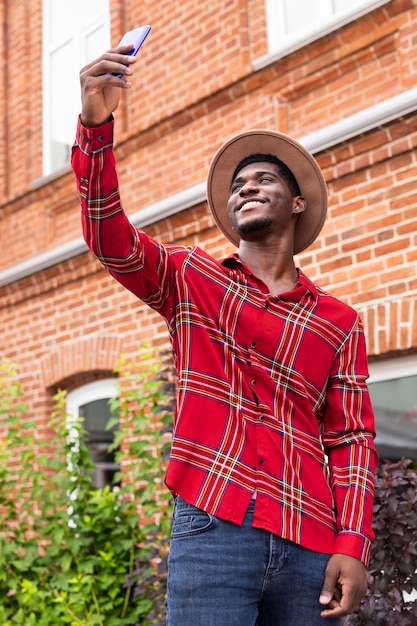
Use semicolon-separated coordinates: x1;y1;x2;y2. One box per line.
42;0;110;175
265;0;389;57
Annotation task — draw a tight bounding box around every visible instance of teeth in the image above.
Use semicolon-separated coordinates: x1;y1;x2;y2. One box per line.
241;201;263;209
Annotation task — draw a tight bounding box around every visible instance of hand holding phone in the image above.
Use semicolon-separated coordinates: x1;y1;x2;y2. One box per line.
114;25;151;77
80;25;151;126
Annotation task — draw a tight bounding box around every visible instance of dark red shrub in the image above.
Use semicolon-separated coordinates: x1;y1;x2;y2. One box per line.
345;459;417;626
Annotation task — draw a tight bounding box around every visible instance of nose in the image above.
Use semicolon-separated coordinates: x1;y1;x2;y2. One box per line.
239;179;258;195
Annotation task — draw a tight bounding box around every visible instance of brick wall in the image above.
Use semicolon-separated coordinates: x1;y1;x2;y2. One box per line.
0;0;416;441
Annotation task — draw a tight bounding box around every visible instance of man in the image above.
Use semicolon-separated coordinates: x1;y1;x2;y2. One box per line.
71;43;378;626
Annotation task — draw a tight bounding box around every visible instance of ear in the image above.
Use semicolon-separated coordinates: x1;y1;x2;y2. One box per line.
292;196;306;215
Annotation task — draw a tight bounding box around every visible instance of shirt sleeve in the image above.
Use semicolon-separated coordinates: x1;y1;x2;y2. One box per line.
70;115;177;315
321;315;378;565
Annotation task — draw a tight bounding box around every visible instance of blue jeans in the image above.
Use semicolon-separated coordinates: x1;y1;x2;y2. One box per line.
166;497;341;626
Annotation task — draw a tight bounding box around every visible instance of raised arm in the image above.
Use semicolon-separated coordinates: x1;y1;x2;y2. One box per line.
71;44;180;315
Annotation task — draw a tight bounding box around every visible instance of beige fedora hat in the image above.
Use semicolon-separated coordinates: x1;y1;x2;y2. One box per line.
206;129;328;254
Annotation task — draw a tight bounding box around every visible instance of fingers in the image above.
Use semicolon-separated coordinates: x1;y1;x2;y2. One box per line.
80;47;137;81
319;559;338;612
319;554;367;618
79;47;138;126
319;585;354;618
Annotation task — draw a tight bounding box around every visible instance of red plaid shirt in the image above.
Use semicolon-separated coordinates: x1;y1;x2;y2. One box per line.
72;117;378;565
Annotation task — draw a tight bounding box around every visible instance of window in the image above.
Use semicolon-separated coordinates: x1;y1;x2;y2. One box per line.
264;0;389;58
66;379;119;488
42;0;110;175
368;355;417;461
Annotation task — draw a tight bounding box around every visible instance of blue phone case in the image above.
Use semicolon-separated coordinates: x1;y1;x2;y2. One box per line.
115;25;151;77
118;25;151;55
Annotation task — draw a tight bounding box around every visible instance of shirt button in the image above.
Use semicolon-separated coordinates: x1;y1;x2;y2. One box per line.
251;379;256;386
259;459;265;466
99;135;105;141
259;415;265;422
250;341;256;348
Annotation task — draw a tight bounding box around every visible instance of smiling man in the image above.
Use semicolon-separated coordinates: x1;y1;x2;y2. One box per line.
225;153;307;294
71;44;378;626
230;162;302;233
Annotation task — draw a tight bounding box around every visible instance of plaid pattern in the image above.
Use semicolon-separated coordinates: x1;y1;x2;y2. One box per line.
72;117;378;565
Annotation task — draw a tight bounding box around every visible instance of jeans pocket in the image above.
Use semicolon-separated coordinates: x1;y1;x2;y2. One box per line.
171;497;215;538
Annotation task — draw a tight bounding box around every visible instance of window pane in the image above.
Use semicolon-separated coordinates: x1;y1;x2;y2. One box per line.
85;24;107;61
368;374;417;461
50;40;79;168
79;398;115;442
49;0;104;38
284;0;329;34
265;0;389;55
79;397;119;488
43;0;109;174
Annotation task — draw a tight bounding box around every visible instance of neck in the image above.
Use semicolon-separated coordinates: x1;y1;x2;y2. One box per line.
237;240;298;294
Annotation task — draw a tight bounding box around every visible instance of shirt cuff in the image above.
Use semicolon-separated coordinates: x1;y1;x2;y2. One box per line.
75;114;114;154
332;531;372;566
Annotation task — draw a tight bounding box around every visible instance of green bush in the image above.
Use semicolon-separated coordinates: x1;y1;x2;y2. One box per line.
0;354;172;625
3;352;416;625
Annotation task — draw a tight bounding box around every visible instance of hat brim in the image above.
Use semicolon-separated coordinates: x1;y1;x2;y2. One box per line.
206;129;327;255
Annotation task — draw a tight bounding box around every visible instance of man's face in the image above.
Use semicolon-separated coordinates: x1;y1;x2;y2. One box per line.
227;161;305;240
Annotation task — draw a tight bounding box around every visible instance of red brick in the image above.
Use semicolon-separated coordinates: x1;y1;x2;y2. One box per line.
1;0;417;467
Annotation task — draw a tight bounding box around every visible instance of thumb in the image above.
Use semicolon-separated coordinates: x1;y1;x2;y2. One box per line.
319;564;338;605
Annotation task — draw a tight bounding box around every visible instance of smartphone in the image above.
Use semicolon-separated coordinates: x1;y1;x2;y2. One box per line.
114;25;151;77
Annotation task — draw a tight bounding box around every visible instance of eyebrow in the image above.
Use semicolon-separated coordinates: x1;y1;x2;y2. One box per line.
231;169;280;186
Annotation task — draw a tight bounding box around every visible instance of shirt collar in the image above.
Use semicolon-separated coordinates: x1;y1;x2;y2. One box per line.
221;253;318;300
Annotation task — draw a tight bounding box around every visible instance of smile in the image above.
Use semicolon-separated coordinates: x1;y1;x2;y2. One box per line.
238;200;265;211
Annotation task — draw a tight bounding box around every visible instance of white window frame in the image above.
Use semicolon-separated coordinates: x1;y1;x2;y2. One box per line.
66;379;118;423
368;354;417;385
42;0;110;176
368;354;417;459
264;0;390;61
66;378;119;486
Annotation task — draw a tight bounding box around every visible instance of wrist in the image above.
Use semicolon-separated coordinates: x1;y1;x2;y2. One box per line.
75;115;114;152
80;114;113;128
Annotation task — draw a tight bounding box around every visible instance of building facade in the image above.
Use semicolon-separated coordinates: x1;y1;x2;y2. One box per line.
1;0;416;478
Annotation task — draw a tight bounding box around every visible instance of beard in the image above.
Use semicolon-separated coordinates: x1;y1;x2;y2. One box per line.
235;215;273;236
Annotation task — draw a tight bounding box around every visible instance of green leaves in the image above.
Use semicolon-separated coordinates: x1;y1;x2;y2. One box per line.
0;352;173;624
